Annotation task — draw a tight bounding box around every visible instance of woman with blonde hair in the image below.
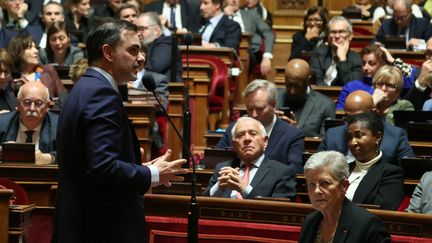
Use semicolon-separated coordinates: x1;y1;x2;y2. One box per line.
372;65;414;124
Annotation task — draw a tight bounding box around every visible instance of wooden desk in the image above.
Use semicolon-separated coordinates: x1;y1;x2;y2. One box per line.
0;163;58;207
167;82;184;159
351;20;373;35
235;33;251;105
8;204;34;243
0;189;12;243
124;102;156;161
144;194;432;238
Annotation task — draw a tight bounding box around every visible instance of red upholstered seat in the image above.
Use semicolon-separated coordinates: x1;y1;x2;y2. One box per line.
0;177;29;205
397;195;411;212
182;55;229;112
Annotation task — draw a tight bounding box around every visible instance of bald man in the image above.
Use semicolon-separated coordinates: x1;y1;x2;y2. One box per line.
0;82;58;164
277;58;335;137
317;90;414;166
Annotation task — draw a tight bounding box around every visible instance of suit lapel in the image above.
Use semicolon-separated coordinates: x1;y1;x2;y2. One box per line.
248;158;270;198
38;114;51;151
210;16;225;41
297;90;316;128
334;199;352;243
265;120;283;156
352;161;383;204
5;112;20;142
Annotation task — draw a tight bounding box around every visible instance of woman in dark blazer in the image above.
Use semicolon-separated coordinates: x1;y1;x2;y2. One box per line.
300;151;390;243
345;112;405;210
289;6;328;60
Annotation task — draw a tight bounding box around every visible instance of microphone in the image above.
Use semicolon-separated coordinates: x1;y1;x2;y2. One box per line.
183;32;193;46
141;73;156;92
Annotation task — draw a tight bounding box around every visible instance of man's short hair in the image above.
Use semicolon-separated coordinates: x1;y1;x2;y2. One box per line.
138;12;162;29
328;16;352;33
42;1;64;15
17;83;50;102
242;79;277;104
86;19;138;65
231;116;267;138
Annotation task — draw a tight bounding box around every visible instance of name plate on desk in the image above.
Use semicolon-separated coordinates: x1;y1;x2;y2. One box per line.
2;143;35;163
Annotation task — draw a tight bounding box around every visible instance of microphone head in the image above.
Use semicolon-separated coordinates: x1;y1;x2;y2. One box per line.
183;33;193;46
141;73;156;92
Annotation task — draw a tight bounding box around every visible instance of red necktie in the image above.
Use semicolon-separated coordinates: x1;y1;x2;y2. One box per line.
236;163;250;199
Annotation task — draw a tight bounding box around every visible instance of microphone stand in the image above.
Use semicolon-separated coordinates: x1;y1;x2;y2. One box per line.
183;35;198;243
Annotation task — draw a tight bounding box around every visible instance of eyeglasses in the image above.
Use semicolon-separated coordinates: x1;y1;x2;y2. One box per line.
306;18;323;24
374;82;399;90
393;14;410;21
328;30;350;36
21;99;46;108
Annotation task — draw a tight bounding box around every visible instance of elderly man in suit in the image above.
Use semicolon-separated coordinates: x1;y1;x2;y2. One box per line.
223;0;274;76
317;90;415;166
52;19;187;243
144;0;201;33
375;0;432;49
216;79;305;173
0;81;56;165
199;0;242;52
310;16;362;86
204;117;297;200
277;59;335;137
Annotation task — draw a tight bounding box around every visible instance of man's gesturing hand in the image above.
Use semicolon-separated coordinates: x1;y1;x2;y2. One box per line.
152;149;188;187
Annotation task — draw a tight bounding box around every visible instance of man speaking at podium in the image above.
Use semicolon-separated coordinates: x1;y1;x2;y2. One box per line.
52;19;187;243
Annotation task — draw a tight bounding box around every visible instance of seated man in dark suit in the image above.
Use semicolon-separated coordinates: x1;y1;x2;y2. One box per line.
0;81;57;164
199;0;242;53
136;12;182;82
216;79;305;173
93;0;123;18
375;0;432;50
310;16;362;86
223;0;275;76
277;59;335;137
143;0;201;33
203;117;297;200
317;90;415;166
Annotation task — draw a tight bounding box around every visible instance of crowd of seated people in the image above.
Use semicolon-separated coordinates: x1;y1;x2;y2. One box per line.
0;0;431;225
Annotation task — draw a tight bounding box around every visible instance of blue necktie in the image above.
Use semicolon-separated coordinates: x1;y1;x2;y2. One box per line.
170;6;176;29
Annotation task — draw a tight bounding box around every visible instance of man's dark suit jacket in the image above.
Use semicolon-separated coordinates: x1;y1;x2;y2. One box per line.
216;118;305;173
317;123;414;166
0;83;17;111
145;35;182;82
53;68;151;243
0;110;58;153
143;0;201;33
207;15;242;53
277;89;335;137
404;84;431;110
349;159;405;210
299;198;391;243
310;45;363;86
202;157;297;200
376;17;432;44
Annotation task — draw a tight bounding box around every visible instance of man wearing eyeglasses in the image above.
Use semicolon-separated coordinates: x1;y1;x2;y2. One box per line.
0;81;57;164
375;0;432;50
404;37;432;109
136;12;182;82
310;16;362;86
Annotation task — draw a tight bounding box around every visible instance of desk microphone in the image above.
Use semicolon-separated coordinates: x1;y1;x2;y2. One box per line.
142;70;199;243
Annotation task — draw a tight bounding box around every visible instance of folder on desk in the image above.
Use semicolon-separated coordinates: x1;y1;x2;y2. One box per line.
383;35;406;50
2;143;35;163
